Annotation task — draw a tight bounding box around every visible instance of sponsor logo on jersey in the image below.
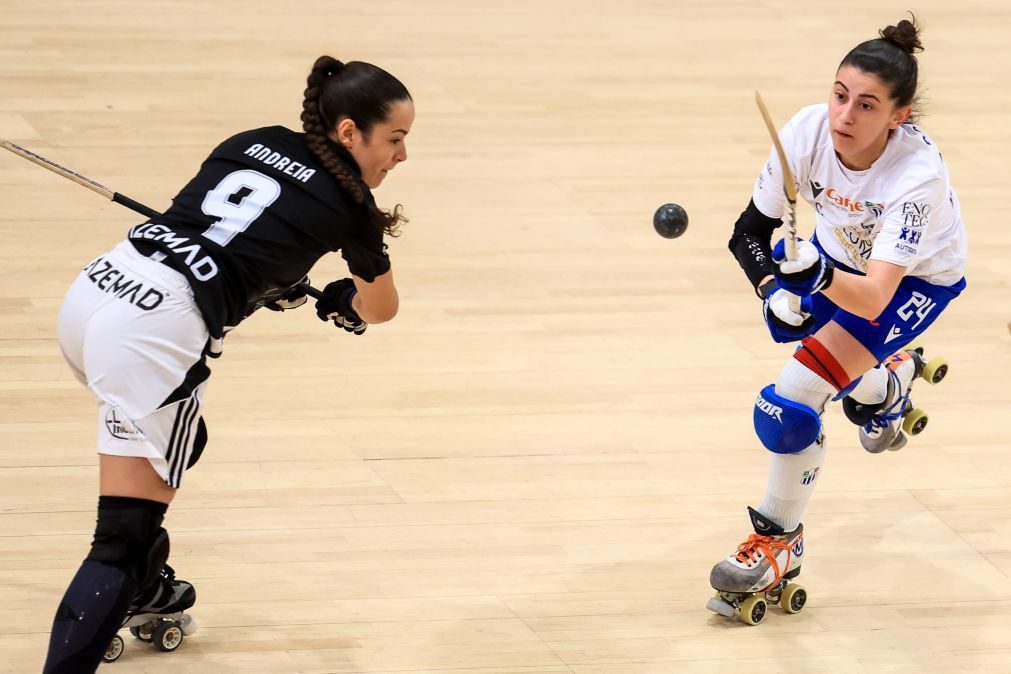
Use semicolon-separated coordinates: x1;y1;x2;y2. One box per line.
831;229;871;272
128;223;220;282
83;258;165;310
105;408;144;441
816;187;887;220
898;227;921;245
825;187;866;213
755;394;784;423
901;201;930;229
864;201;885;218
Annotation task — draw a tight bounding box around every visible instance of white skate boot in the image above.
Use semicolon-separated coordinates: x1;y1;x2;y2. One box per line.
707;507;807;625
846;347;949;453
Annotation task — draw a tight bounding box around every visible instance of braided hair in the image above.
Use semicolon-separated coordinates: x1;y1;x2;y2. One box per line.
301;55;411;235
839;14;925;122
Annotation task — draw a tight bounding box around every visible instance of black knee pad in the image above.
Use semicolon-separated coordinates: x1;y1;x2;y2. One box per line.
842;395;886;426
86;496;169;591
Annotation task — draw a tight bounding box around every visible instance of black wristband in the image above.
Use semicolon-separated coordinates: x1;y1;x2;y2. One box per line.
338;287;362;323
758;278;779;300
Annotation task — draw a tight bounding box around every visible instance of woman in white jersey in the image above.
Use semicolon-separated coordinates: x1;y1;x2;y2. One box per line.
709;16;967;624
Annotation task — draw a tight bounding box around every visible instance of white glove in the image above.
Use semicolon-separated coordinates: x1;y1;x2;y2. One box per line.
769;288;809;326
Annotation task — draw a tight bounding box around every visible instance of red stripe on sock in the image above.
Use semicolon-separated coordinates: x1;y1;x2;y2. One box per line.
794;337;852;392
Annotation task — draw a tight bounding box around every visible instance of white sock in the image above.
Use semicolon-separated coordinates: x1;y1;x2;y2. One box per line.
847;366;889;405
757;358;837;532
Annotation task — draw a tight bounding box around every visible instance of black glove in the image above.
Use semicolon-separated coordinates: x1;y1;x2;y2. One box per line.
315;278;367;335
241;277;309;318
761;279;817;343
264;278;310;311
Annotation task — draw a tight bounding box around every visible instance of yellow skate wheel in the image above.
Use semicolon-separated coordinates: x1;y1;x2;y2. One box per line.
739;594;767;626
903;408;929;436
781;583;807;614
922;357;948;385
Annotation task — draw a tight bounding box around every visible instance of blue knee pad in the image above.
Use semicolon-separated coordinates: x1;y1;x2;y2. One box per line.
753;384;822;454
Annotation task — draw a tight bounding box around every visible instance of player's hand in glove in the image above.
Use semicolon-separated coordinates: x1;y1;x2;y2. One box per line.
315;278;367;335
772;238;835;296
264;277;310;311
762;280;816;343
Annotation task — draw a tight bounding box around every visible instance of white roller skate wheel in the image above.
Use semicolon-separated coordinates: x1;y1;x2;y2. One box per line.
180;614;199;636
153;621;184;652
102;634;125;663
706;596;736;618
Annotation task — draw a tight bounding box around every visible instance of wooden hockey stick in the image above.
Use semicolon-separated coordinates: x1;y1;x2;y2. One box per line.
1;139;320;298
754;92;801;313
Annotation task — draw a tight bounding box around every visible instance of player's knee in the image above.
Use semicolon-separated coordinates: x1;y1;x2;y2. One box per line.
753;384;823;454
86;496;169;591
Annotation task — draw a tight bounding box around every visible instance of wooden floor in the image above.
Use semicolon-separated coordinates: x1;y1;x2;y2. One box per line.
2;1;1010;672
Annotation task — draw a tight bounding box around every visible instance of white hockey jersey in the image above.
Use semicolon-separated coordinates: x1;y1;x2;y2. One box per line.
752;104;966;286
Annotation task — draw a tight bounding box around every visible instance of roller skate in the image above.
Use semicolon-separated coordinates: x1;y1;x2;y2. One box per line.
102;565;197;663
846;346;949;453
706;507;807;625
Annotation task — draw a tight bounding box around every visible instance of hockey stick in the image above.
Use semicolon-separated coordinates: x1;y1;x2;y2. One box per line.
1;139;321;299
754;92;801;313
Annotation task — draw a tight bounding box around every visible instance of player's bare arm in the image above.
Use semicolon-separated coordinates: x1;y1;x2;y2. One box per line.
821;259;906;320
352;269;399;323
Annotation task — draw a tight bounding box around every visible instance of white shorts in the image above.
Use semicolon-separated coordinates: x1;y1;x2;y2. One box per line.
58;241;210;488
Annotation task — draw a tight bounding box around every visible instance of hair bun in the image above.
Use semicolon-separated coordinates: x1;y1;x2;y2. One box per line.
880;17;923;55
312;55;345;76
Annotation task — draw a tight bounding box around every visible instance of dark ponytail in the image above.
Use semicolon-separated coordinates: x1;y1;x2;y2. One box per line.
839;14;924;121
301;55;411;236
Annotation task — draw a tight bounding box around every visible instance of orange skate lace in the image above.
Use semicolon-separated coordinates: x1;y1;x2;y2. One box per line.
734;534;794;590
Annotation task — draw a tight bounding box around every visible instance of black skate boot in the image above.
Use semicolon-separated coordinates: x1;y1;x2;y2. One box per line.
102;565;197;663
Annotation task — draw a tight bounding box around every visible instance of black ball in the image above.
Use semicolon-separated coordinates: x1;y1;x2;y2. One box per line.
653;203;688;239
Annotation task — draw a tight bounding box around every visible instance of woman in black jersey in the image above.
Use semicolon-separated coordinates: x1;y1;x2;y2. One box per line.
43;55;413;672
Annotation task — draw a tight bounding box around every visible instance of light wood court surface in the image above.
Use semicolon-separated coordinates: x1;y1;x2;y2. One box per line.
2;1;1009;672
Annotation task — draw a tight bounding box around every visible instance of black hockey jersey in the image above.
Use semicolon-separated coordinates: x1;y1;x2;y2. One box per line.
128;126;390;338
